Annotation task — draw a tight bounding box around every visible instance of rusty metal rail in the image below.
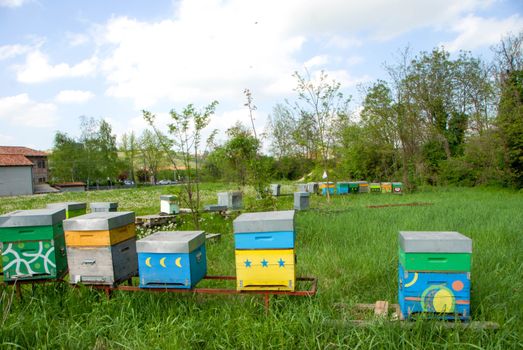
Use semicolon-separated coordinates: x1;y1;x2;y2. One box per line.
2;275;318;312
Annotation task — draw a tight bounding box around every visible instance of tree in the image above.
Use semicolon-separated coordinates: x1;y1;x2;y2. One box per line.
144;101;218;228
493;32;523;187
120;132;138;182
291;69;351;199
223;122;261;187
49;132;85;182
138;129;169;184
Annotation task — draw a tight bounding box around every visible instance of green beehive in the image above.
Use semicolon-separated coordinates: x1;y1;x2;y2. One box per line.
370;183;381;193
398;231;472;272
348;182;359;194
0;208;68;281
47;202;87;219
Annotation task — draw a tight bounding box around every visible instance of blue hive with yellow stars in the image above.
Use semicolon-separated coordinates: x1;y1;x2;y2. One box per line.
233;210;296;291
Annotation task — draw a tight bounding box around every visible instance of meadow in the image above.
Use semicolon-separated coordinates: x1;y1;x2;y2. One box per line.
0;184;522;349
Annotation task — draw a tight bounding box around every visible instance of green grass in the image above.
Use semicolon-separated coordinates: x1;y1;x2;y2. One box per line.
1;185;522;349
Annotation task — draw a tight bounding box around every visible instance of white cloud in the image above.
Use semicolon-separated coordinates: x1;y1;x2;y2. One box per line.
0;44;31;60
0;93;57;127
284;0;494;40
15;50;98;83
0;0;29;8
305;55;330;68
326;35;362;49
93;0;496;109
98;4;306;108
442;14;523;52
66;33;90;47
55;90;94;103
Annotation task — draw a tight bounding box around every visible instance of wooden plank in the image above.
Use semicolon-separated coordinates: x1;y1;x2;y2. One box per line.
367;202;433;209
325;319;499;330
374;300;389;316
206;233;221;241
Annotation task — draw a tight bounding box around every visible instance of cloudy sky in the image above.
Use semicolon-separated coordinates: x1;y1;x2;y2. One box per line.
0;0;521;151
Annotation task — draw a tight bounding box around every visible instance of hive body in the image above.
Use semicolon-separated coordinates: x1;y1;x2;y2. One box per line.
234;210;296;291
0;209;68;281
136;231;207;289
398;231;472;320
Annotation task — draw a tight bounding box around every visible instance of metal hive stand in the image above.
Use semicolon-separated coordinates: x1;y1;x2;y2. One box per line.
92;275;318;311
2;274;317;312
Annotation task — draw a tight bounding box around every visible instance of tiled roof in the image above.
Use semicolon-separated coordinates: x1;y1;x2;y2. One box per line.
0;154;34;166
0;146;47;156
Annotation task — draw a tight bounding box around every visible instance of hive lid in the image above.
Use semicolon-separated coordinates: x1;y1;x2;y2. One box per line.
63;211;134;231
160;195;177;201
47;202;87;211
0;208;66;227
399;231;472;253
136;231;205;253
90;202;118;209
294;192;310;197
233;210;295;233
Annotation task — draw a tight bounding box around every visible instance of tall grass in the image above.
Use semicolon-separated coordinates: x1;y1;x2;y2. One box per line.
0;185;522;349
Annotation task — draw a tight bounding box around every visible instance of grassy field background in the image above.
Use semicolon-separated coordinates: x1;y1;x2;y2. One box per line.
0;185;522;349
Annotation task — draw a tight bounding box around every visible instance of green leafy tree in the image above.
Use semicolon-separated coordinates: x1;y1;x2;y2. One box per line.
144;101;218;228
291;69;351;199
49;132;85;182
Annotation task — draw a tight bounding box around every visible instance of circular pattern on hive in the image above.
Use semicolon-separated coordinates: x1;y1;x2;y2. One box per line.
421;285;456;313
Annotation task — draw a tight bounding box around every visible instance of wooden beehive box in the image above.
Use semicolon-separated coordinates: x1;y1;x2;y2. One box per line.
0;208;68;281
136;231;207;289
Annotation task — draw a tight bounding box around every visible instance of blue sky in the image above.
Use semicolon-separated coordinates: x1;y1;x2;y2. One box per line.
0;0;521;151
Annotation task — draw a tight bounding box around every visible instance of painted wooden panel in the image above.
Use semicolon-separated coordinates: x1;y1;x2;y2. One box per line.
65;223;135;247
392;182;403;194
234;231;295;250
1;234;67;281
235;249;295;291
0;223;62;242
138;245;207;288
336;183;349;194
348;182;359;194
358;182;369;193
399;249;471;272
380;182;392;193
66;209;87;219
399;265;470;320
67;238;138;285
370;183;381;193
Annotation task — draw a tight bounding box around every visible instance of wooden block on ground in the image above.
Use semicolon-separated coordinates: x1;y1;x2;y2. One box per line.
374;300;389;316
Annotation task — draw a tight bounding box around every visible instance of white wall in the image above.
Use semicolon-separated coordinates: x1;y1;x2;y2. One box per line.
0;166;33;196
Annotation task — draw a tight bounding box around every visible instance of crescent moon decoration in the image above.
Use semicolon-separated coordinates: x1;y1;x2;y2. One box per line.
145;257;152;268
175;257;182;268
405;272;418;288
160;257;166;268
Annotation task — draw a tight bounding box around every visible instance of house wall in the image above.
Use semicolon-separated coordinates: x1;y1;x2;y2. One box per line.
27;155;48;184
0;166;33;196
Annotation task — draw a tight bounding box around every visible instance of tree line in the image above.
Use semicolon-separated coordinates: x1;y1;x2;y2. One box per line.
49;32;522;190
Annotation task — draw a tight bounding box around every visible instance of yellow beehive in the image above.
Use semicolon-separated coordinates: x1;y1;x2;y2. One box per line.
235;249;295;291
65;223;135;247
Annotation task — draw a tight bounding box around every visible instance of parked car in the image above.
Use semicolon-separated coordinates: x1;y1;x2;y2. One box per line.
157;179;172;185
123;180;135;186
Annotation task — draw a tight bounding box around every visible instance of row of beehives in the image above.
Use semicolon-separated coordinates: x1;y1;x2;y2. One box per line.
297;181;403;195
0;205;296;291
1;203;474;320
